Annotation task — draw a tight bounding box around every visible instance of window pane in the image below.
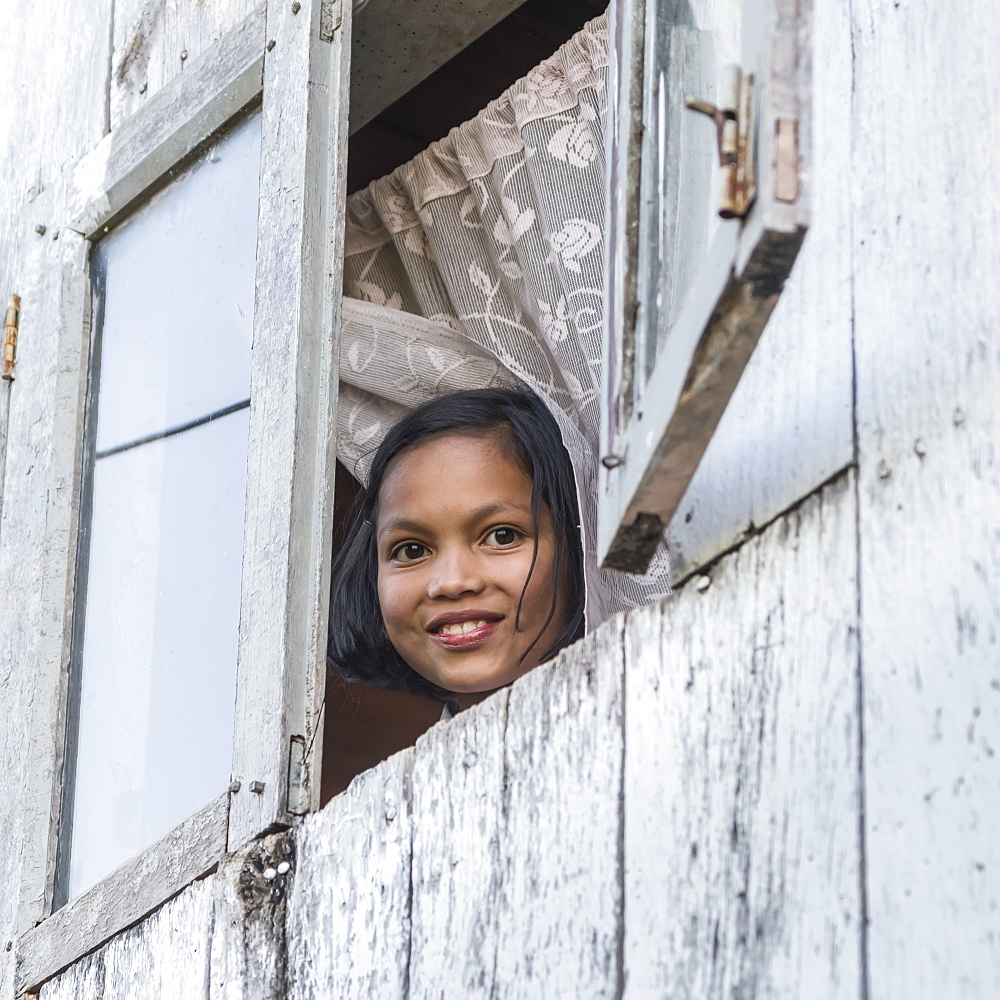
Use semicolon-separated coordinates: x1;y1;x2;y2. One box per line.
65;110;261;901
68;410;249;899
93;113;260;454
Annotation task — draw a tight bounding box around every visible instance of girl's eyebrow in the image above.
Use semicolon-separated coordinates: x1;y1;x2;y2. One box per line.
377;500;531;539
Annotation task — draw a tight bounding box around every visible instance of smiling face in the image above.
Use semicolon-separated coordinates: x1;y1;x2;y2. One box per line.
375;430;567;701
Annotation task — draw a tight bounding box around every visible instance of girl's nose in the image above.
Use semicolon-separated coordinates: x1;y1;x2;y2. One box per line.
426;546;485;600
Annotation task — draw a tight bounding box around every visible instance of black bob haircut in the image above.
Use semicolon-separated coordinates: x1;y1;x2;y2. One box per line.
327;388;585;701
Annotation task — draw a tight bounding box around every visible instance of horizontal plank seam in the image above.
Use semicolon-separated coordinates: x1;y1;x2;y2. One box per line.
671;461;857;589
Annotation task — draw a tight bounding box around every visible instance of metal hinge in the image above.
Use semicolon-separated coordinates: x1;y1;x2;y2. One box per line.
2;294;19;381
685;66;756;219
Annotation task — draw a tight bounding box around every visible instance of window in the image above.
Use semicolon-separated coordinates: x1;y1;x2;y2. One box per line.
16;0;350;991
599;0;811;572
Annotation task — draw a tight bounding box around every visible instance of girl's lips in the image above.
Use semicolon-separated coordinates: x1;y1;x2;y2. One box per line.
430;619;503;650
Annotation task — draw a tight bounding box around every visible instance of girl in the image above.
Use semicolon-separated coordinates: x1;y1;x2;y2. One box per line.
328;388;585;708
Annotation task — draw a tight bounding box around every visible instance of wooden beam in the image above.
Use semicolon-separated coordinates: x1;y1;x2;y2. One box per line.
227;0;351;847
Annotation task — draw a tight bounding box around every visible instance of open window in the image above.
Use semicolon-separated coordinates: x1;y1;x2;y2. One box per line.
599;0;811;572
16;0;350;991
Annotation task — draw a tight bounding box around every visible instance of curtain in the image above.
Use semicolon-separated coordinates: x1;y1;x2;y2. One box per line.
336;10;670;624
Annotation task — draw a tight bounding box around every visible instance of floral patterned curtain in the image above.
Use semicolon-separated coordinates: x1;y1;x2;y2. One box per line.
336;10;670;623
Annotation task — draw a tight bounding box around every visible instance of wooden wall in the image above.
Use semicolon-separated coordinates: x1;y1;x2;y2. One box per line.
2;0;998;997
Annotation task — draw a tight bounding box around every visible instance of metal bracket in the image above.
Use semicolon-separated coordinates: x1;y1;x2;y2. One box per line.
3;294;20;381
685;66;756;219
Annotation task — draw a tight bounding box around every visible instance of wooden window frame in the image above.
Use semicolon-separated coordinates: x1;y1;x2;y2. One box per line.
599;0;812;573
14;0;349;990
13;1;545;992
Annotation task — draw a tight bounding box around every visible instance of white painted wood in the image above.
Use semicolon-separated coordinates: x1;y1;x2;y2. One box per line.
665;0;854;582
599;0;813;572
349;0;529;133
17;793;228;994
110;0;261;129
286;749;413;999
407;693;509;999
71;4;266;238
0;185;92;1000
852;1;1000;995
35;828;296;999
624;472;862;999
228;0;352;847
492;623;625;1000
0;3;111;993
0;0;110;227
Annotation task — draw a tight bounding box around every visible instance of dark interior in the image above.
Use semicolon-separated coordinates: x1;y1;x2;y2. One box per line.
346;0;608;194
321;0;605;804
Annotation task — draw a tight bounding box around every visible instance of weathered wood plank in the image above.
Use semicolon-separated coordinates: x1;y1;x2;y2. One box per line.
17;794;228;994
407;694;509;999
624;472;862;999
0;0;110;226
852;1;1000;995
35;829;294;999
664;0;854;582
286;749;413;999
0;183;91;1000
228;0;352;846
492;622;625;1000
110;0;261;129
71;3;266;238
349;0;529;133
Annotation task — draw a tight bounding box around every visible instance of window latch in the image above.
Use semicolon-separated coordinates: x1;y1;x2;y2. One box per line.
685;66;756;219
3;294;19;381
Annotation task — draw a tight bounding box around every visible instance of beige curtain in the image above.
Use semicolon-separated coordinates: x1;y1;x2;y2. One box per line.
336;11;670;624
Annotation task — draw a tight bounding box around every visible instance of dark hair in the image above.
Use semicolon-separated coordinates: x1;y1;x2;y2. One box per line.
327;388;585;700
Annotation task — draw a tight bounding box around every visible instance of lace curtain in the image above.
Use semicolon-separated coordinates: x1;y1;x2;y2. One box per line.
336;11;670;624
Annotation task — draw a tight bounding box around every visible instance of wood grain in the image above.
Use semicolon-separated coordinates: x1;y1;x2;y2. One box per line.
71;3;266;238
624;472;862;1000
407;694;509;999
110;0;261;129
665;0;854;582
228;0;351;847
286;749;413;999
852;0;1000;994
492;622;625;1000
17;794;228;995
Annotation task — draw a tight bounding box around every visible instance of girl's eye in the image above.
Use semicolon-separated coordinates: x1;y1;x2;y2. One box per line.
392;542;427;562
485;527;521;548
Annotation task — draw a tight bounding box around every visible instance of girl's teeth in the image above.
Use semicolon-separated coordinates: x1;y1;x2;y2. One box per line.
440;620;487;635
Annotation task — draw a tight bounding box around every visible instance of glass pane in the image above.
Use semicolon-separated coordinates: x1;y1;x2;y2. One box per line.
632;0;741;395
68;410;249;899
93;113;260;454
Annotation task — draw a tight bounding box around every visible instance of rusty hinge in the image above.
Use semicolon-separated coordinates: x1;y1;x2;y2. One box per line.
685;66;756;219
2;294;19;381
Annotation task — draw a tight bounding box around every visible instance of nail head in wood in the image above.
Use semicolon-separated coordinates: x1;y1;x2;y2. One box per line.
913;438;927;458
34;224;46;236
695;575;711;593
877;460;892;480
267;39;276;51
180;49;188;61
291;1;301;11
249;780;265;794
601;453;625;470
228;780;242;793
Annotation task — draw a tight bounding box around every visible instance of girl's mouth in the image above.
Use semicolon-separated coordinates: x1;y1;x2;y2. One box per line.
428;613;504;650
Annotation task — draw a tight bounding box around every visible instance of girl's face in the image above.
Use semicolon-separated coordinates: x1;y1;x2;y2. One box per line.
375;430;567;701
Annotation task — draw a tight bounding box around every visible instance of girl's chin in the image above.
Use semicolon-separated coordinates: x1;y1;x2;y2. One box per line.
415;652;530;698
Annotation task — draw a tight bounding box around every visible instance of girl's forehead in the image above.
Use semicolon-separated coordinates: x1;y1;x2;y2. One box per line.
377;431;533;523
